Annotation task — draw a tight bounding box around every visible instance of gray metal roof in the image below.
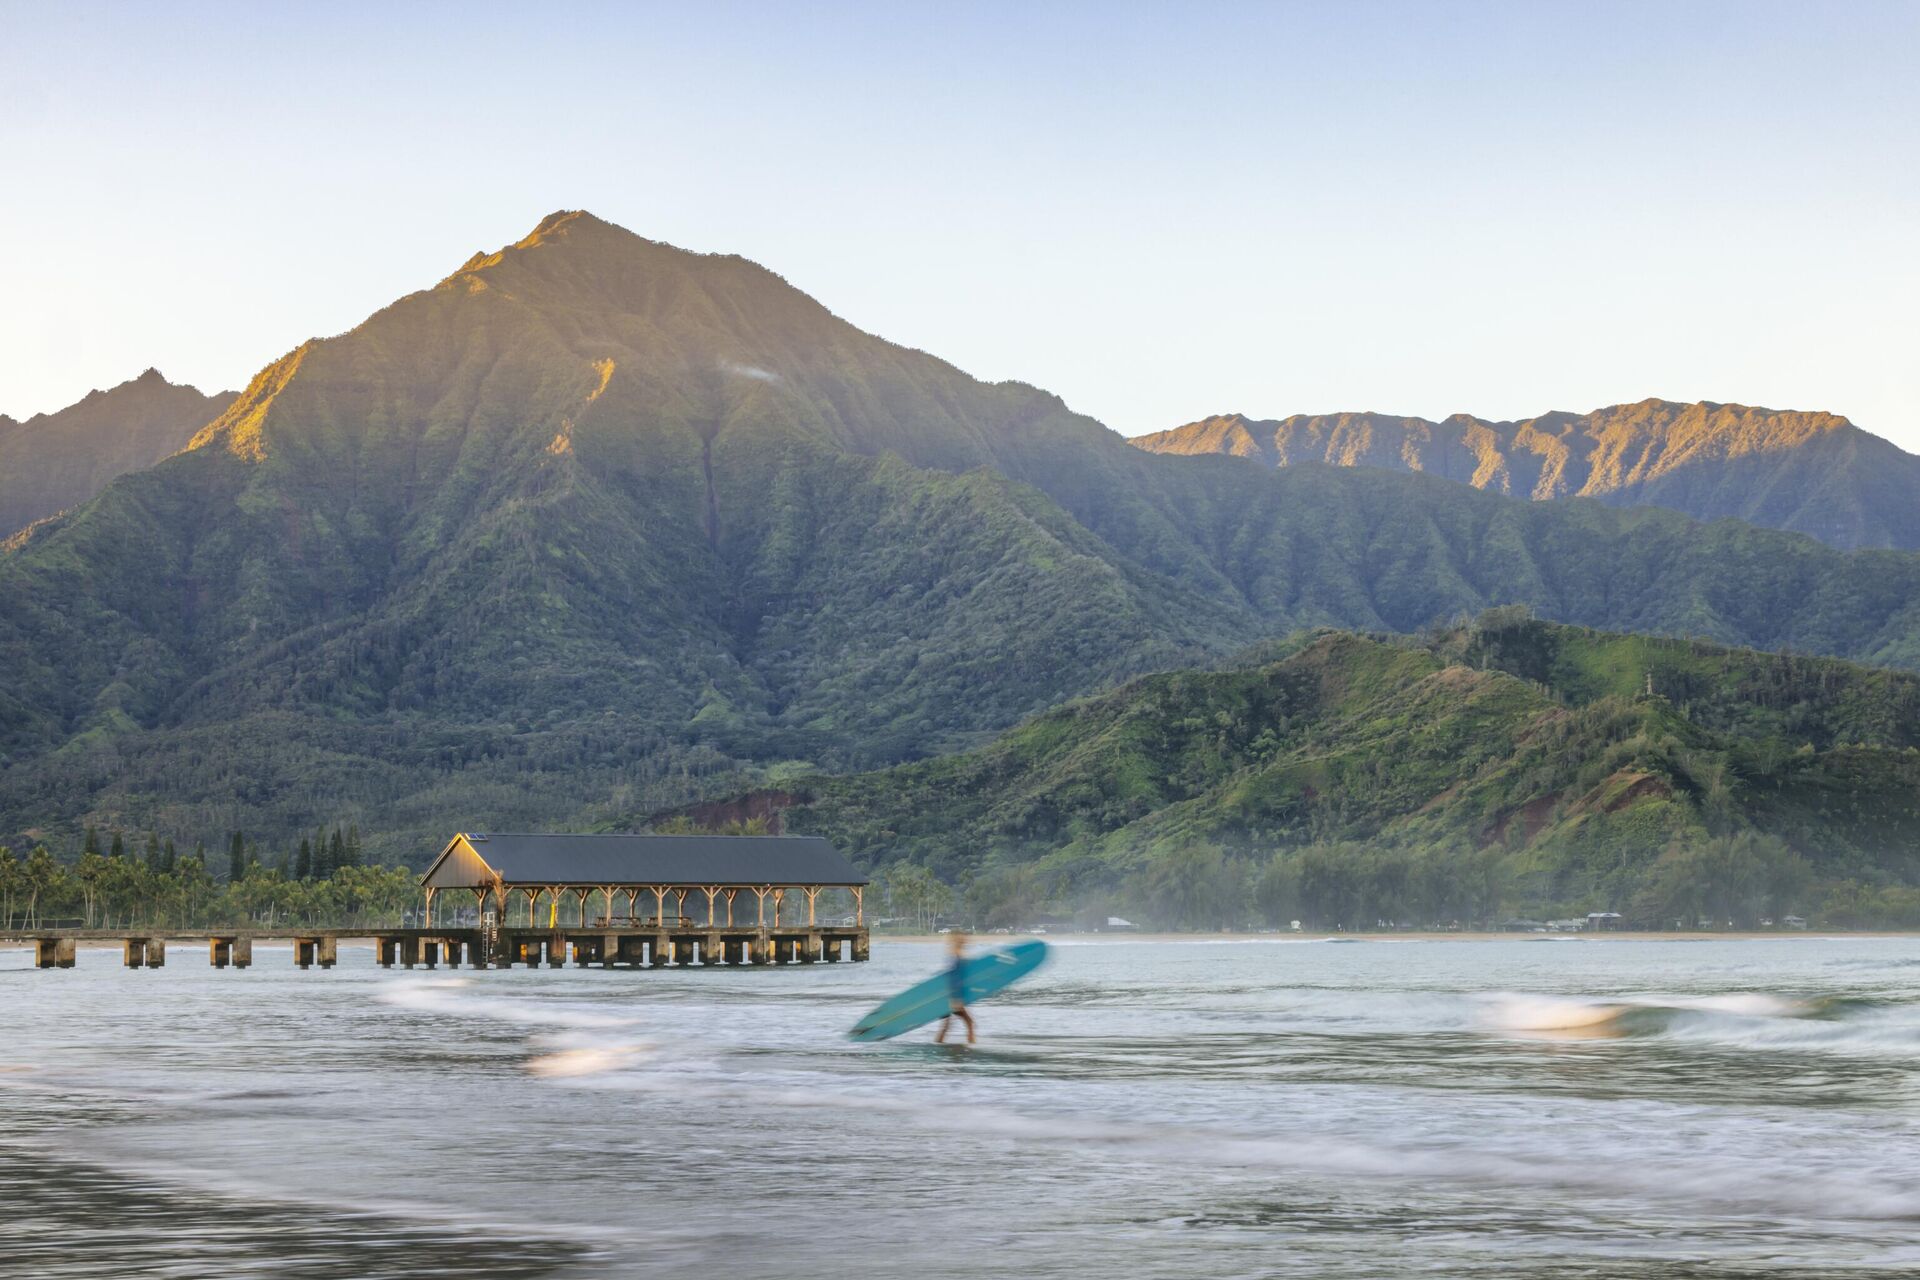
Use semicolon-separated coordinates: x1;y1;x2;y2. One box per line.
453;833;867;887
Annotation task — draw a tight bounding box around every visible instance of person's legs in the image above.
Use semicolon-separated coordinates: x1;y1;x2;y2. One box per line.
955;1007;976;1045
936;1015;953;1043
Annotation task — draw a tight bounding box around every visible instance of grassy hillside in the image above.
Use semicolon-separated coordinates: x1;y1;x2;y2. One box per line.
772;614;1920;929
5;211;1920;860
1137;400;1920;551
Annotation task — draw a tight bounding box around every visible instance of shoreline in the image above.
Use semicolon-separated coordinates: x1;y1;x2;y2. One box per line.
8;929;1918;953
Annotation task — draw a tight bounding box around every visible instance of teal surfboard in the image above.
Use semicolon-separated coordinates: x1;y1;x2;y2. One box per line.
849;940;1050;1042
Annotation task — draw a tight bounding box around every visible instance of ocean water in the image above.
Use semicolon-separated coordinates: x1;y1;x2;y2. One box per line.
4;936;1920;1278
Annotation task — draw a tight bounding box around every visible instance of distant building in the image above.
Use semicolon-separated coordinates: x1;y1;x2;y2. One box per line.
1586;912;1624;931
1104;916;1137;932
1546;918;1586;932
1784;915;1808;930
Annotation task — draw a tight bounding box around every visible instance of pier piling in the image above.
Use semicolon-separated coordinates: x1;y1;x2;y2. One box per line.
33;937;74;969
15;923;868;976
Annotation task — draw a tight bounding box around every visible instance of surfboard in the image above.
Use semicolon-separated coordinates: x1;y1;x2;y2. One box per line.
848;939;1050;1042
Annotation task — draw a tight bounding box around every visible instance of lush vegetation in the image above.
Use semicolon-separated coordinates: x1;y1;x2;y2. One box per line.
5;209;1920;873
769;613;1920;930
0;825;419;929
1138;400;1920;551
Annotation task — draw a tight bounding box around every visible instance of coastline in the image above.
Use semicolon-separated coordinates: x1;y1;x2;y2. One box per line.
8;930;1917;954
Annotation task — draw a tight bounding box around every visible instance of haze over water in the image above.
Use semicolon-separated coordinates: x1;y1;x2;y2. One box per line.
5;937;1920;1278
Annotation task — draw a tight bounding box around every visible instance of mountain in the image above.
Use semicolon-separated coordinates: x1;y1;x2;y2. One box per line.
763;613;1920;927
5;210;1920;861
0;369;237;536
1134;401;1920;550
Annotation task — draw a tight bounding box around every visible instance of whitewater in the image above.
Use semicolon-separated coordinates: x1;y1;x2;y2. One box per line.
4;936;1919;1277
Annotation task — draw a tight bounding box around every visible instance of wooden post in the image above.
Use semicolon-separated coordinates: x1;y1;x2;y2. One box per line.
401;936;419;969
423;885;436;928
853;885;864;927
575;887;592;928
772;888;784;928
210;938;231;969
233;936;252;969
703;887;719;926
56;937;76;968
124;938;146;968
146;938;166;968
652;886;666;925
34;938;57;969
805;887;820;926
317;936;337;969
755;886;769;927
703;932;722;965
422;940;440;969
725;889;738;927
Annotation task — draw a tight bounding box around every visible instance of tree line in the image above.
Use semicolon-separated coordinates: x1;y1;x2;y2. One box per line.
0;824;420;929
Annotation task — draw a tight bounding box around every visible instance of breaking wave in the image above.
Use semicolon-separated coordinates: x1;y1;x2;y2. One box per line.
1479;990;1917;1051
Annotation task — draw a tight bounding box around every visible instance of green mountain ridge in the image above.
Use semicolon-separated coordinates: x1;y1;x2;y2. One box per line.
1135;402;1920;551
763;614;1920;927
0;369;237;537
4;210;1920;862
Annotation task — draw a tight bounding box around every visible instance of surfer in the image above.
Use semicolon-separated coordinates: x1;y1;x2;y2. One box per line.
935;929;977;1045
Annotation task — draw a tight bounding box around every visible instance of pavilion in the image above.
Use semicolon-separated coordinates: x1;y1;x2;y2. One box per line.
419;832;870;930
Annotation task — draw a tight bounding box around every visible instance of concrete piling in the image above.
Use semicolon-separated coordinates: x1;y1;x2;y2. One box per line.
17;923;868;976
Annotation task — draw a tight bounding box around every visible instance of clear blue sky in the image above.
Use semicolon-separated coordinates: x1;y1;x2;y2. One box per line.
3;1;1916;447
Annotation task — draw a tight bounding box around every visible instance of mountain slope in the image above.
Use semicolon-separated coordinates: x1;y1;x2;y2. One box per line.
5;211;1920;860
1135;401;1920;550
770;614;1920;925
0;369;236;536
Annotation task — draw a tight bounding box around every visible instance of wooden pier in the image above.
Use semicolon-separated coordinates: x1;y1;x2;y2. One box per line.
10;830;876;975
7;925;869;971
